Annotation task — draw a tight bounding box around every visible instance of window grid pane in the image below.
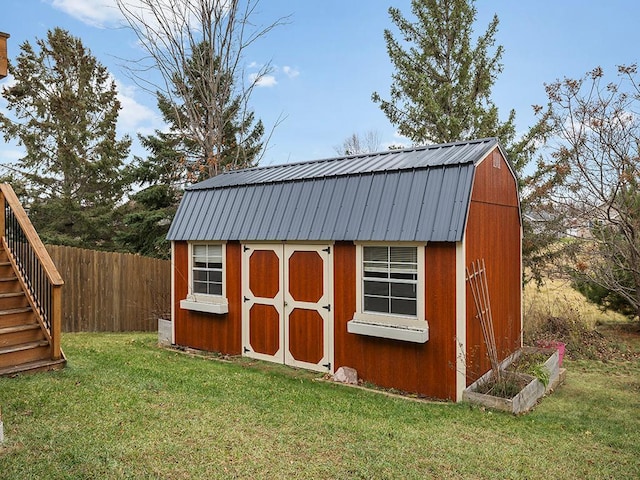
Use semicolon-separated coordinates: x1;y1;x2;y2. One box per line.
192;244;223;296
363;246;418;317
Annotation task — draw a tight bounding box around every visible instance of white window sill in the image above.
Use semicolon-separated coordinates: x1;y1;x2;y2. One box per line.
180;297;228;315
347;317;429;343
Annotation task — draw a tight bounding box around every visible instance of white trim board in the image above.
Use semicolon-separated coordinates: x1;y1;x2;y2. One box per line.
455;240;467;402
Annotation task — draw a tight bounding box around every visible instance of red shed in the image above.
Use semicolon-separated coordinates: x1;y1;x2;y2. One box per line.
167;138;522;401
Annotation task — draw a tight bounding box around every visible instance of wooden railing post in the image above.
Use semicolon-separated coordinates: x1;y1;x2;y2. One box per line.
52;285;62;360
0;189;5;236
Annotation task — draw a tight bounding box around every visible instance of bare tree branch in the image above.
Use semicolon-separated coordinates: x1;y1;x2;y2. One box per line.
116;0;290;178
539;64;640;318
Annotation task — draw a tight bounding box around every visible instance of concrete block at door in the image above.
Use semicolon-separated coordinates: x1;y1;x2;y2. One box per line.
333;366;358;385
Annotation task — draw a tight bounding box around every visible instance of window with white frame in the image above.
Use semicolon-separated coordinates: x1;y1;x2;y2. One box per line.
180;242;228;314
347;243;428;343
192;244;223;296
363;246;418;316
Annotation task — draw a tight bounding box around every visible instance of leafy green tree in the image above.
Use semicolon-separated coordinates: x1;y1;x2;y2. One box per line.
0;28;131;249
116;130;183;259
372;0;515;146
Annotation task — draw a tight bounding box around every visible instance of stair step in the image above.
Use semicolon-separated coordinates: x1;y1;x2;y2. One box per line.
0;276;22;294
0;339;49;356
0;339;51;369
0;323;40;335
0;292;25;299
0;322;44;348
0;292;29;310
0;306;32;316
0;357;66;377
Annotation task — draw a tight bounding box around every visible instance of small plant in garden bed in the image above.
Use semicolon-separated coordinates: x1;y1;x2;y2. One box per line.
473;349;554;400
473;370;530;399
508;350;551;387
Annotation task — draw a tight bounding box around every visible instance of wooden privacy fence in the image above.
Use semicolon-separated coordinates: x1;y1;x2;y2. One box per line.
46;245;170;332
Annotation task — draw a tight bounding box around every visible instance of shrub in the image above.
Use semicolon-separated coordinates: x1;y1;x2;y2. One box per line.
523;279;631;360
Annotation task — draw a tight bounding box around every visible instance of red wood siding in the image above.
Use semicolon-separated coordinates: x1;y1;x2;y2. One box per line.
471;148;519;207
249;249;279;298
465;148;522;384
173;241;242;354
333;241;458;401
288;308;324;364
249;303;280;355
288;251;324;303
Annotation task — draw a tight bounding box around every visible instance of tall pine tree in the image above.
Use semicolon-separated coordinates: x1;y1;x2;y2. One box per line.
373;0;567;283
116;129;183;258
372;0;515;146
0;28;131;249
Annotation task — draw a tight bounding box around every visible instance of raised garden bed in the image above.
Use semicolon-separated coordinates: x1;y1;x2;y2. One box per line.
463;347;565;414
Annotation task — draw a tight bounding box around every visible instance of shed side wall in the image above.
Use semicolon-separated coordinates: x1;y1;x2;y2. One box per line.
465;147;522;384
173;241;242;354
333;241;457;400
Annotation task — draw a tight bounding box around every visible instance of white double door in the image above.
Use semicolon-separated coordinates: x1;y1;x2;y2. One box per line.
241;244;333;372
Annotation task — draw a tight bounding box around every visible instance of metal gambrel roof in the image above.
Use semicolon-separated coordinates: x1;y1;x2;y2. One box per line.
167;137;501;242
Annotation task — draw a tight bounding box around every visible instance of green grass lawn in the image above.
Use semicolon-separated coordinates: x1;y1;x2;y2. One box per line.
1;333;639;479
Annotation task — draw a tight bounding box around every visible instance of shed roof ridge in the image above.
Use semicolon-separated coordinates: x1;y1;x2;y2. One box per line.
187;137;498;191
235;136;497;173
198;161;471;192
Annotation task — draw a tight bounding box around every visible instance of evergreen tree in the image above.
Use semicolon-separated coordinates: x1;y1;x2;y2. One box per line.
372;0;515;146
116;130;183;259
373;0;567;283
0;28;131;249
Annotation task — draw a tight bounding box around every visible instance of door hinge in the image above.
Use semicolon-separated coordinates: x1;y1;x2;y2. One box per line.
243;245;250;252
244;346;250;353
322;304;331;312
244;296;250;303
322;246;331;254
322;362;331;370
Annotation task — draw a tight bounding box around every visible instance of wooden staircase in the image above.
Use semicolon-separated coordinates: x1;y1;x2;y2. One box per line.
0;185;65;376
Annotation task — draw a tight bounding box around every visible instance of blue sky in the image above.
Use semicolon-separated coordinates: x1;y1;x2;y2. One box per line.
1;1;639;167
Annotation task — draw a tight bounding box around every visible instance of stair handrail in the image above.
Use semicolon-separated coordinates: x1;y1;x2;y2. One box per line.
0;184;64;360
